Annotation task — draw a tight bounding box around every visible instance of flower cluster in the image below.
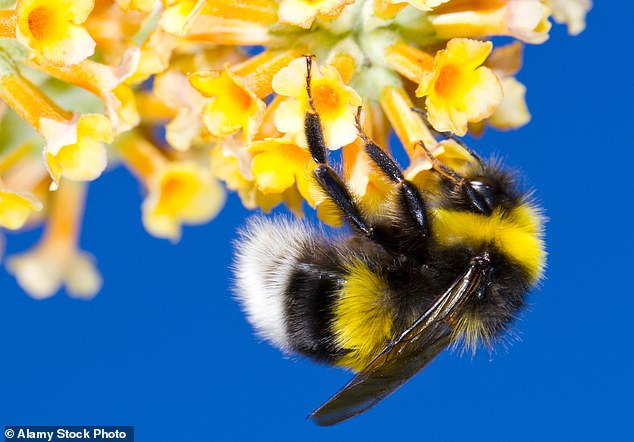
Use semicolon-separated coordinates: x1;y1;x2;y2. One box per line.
0;0;591;298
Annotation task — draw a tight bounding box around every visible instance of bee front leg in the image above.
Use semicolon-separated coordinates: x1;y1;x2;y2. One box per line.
302;56;377;241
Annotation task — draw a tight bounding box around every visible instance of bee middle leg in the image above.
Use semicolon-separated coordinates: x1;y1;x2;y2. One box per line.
353;109;429;237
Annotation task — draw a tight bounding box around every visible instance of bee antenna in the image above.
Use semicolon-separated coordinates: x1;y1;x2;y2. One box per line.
410;107;484;166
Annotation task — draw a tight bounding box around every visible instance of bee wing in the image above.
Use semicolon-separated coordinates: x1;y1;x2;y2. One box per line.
309;256;491;426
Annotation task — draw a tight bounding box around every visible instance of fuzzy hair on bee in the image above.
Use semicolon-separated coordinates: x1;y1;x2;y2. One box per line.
233;56;546;426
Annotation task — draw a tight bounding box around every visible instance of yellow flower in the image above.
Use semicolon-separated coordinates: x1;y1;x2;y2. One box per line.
117;132;226;241
190;50;298;142
0;187;43;230
278;0;356;29
416;38;502;135
0;69;113;189
128;29;179;85
549;0;592;35
273;57;362;149
142;162;226;241
249;138;318;207
0;0;591;296
16;0;96;65
6;181;102;299
190;67;266;141
210;140;295;214
40;113;112;189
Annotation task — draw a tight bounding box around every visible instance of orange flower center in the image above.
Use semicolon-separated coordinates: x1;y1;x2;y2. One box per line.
28;6;55;40
158;173;196;212
231;85;252;111
434;65;459;96
313;83;340;116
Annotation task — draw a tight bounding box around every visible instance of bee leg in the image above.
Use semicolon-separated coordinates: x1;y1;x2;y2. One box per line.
302;56;376;240
354;109;429;236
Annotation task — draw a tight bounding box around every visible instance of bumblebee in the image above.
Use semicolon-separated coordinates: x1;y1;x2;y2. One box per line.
233;57;546;426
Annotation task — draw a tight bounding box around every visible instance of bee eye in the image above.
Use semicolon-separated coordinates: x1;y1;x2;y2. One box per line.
462;177;501;215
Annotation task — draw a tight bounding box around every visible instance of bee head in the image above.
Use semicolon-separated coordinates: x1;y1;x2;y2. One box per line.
440;162;519;216
461;176;504;215
432;161;546;285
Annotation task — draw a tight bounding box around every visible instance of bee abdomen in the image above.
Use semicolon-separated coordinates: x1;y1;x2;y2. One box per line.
233;217;314;353
233;217;344;362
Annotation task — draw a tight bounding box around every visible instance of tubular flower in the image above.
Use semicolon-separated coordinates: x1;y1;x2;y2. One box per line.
28;48;141;134
0;66;112;189
0;0;588;296
41;113;112;188
6;181;102;299
428;0;551;44
116;132;226;241
416;38;502;136
15;0;97;65
187;0;277;45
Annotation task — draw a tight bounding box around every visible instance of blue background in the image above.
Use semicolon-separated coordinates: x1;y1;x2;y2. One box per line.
1;3;632;441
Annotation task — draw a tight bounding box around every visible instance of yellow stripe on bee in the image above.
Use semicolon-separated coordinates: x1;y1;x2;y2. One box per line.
433;203;546;283
333;259;393;372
